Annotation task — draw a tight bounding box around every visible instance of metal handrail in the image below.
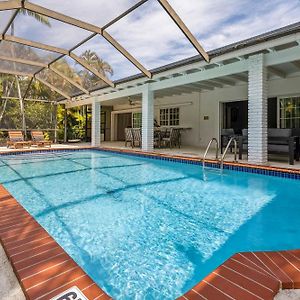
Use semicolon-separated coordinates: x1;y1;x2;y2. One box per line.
220;137;237;171
203;138;219;169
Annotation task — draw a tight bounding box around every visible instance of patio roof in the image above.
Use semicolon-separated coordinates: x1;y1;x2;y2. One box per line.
0;0;209;102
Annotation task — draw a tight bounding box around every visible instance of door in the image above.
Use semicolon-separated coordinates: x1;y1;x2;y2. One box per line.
117;113;132;141
224;101;248;134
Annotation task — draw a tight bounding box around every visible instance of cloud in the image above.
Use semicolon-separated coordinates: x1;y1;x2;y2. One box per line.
10;0;300;80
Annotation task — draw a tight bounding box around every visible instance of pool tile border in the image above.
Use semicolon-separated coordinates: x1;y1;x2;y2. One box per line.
98;147;300;180
0;185;111;300
1;146;300;180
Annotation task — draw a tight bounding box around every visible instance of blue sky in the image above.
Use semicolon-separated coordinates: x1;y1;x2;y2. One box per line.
9;0;300;80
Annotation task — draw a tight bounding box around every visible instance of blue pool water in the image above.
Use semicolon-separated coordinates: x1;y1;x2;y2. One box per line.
0;150;300;299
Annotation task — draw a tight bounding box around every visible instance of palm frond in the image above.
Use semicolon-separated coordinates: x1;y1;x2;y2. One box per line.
20;9;51;27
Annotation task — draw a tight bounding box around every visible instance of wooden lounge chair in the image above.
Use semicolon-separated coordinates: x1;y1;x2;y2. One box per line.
31;131;52;148
7;131;31;149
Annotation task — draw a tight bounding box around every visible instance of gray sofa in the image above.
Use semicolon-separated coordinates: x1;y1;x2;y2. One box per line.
238;128;300;165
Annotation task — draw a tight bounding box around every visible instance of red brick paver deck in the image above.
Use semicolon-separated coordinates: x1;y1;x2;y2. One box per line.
178;251;300;300
0;185;111;300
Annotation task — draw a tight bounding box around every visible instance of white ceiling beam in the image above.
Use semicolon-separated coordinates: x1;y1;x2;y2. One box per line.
96;85;144;103
291;60;300;69
157;0;209;62
265;45;300;66
188;83;214;90
66;97;93;108
170;87;196;94
149;60;248;91
230;74;248;82
268;66;286;78
203;80;223;88
210;78;235;86
195;80;223;88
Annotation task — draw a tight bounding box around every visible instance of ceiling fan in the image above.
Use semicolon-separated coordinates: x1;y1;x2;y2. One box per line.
128;96;140;106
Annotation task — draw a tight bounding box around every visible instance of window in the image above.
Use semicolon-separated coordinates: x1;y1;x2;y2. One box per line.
279;96;300;128
132;112;142;128
160;108;169;126
101;111;106;134
160;107;179;126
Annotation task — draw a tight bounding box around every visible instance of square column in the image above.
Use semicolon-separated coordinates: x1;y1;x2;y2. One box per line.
91;100;101;147
248;54;268;164
142;85;154;151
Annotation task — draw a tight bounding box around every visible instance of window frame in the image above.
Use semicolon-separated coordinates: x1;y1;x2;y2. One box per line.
132;111;142;128
278;95;300;129
159;107;180;126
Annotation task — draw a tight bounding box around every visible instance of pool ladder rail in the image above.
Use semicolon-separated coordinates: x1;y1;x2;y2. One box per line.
203;137;238;172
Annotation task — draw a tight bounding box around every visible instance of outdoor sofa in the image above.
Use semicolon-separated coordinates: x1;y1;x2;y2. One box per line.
238;128;300;165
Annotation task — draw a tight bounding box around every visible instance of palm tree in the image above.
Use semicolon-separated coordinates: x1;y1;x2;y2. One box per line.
79;50;113;88
80;50;113;77
9;10;50;135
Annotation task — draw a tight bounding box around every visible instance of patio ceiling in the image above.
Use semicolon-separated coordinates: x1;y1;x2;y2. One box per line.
98;58;300;105
0;0;209;102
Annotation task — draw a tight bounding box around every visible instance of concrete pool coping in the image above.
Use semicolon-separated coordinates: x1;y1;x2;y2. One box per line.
1;146;300;299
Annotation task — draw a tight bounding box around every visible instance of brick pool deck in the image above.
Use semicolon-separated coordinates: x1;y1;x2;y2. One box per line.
0;147;300;299
0;185;111;300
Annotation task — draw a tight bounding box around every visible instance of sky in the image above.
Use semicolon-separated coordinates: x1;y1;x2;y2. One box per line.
4;0;300;81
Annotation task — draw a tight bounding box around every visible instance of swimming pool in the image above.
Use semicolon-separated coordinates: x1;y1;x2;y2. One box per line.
0;150;299;299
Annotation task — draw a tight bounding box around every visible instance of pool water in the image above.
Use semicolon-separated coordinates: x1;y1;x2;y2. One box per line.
0;150;299;299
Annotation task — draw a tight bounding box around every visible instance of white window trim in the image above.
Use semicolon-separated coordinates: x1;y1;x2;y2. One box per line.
159;106;180;127
278;95;300;128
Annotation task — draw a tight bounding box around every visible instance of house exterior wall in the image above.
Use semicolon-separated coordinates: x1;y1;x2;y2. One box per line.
109;92;201;145
198;75;300;147
107;75;300;147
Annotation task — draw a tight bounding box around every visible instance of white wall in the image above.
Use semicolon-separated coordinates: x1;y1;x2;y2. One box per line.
198;75;300;147
109;75;300;147
110;92;201;145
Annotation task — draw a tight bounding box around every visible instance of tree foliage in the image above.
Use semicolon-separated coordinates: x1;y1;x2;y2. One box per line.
0;9;113;143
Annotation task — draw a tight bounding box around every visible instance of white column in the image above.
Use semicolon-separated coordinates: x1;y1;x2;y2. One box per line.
91;100;101;147
248;54;268;164
142;84;154;151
